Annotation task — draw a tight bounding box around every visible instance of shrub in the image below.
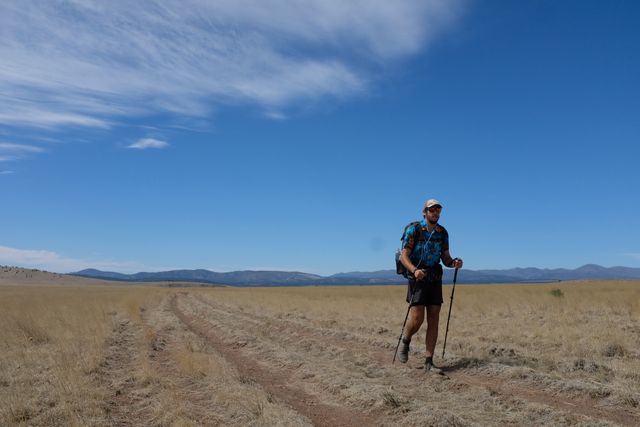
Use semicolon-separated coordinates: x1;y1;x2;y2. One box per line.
549;289;564;298
603;343;626;357
382;391;401;408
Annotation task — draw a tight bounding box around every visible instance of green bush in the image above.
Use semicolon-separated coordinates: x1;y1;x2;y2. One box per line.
549;288;564;298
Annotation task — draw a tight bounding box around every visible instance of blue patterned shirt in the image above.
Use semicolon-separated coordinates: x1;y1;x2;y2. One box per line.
402;219;449;268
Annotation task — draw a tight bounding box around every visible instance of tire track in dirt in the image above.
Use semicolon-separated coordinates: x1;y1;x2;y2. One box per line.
451;371;639;427
192;294;640;427
140;300;229;426
92;314;153;427
191;294;390;368
170;294;380;427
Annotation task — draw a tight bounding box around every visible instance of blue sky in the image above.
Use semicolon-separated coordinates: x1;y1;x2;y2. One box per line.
1;1;639;275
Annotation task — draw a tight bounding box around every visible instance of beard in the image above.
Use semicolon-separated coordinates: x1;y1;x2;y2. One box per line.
427;216;439;225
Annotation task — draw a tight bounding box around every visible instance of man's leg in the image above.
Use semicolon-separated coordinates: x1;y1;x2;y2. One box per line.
403;305;425;339
424;304;443;373
398;305;424;363
424;304;441;358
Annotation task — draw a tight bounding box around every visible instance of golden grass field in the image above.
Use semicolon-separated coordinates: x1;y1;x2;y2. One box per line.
1;267;639;426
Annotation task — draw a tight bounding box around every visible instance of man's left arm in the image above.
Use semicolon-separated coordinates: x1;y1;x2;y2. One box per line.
442;249;463;269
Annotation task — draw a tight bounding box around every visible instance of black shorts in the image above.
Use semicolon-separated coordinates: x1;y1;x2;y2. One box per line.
406;278;443;306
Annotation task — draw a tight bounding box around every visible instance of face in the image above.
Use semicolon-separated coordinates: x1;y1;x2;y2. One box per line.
424;205;442;224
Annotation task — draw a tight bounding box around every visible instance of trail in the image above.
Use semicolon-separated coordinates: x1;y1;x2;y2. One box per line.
140;299;229;426
92;315;154;427
188;293;640;426
170;294;380;427
92;293;639;426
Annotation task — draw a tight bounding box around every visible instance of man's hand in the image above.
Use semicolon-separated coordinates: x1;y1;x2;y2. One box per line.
414;269;426;280
452;258;463;269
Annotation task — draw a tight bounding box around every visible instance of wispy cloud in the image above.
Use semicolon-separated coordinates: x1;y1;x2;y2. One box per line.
0;1;464;130
0;245;161;274
128;138;169;150
0;170;15;175
0;142;44;153
264;111;288;121
0;109;111;129
0;141;44;163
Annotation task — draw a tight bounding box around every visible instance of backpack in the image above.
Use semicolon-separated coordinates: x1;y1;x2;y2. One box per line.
395;221;423;277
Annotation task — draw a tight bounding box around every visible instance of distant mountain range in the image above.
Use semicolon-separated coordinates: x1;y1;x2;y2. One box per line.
71;264;640;286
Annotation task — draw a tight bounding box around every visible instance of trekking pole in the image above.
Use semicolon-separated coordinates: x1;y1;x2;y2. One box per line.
442;267;459;359
392;286;416;364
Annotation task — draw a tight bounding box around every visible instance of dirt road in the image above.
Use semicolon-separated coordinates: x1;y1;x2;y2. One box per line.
94;291;639;426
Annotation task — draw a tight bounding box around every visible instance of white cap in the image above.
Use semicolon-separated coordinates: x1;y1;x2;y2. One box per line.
423;199;442;211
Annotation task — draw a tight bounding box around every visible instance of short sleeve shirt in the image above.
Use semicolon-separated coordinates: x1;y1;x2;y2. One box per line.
402;219;449;268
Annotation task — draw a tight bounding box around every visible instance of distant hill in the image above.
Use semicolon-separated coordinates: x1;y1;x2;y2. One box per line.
0;265;128;286
0;265;223;287
72;268;323;286
71;264;640;286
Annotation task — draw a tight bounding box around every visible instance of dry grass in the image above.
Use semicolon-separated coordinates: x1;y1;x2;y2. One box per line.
195;281;640;366
0;285;167;426
0;281;311;426
189;281;640;421
1;278;639;426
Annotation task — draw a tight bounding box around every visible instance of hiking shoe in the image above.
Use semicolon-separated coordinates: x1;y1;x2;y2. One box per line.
398;337;410;363
424;357;443;374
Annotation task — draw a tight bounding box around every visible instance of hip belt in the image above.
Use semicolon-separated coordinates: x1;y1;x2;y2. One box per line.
411;264;443;282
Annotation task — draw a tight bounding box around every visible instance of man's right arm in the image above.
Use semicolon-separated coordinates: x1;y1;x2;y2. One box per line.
400;226;416;274
400;247;416;275
401;248;426;280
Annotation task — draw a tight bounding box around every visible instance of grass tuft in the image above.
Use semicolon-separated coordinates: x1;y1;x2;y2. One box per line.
602;343;626;357
382;391;402;408
549;288;564;298
16;317;51;344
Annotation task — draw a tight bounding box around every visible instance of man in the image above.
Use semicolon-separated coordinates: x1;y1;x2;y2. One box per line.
398;199;463;372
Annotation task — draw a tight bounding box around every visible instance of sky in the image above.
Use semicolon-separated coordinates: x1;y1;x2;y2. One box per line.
1;0;639;275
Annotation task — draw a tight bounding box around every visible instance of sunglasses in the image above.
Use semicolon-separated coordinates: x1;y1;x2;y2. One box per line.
427;206;442;213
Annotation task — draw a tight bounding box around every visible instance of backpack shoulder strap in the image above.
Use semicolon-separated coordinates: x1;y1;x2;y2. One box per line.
401;221;423;242
414;221;423;241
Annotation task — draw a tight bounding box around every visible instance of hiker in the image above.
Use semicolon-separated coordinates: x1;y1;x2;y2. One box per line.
398;199;463;372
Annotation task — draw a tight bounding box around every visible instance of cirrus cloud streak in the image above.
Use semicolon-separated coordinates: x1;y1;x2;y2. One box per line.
0;0;464;130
